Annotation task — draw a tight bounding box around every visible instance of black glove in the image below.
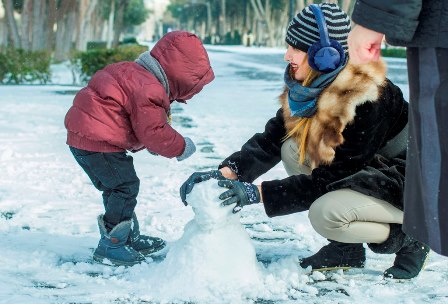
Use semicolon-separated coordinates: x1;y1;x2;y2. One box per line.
218;180;261;213
180;170;225;205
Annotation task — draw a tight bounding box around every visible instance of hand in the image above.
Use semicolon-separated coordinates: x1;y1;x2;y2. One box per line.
219;166;238;180
348;24;384;64
177;137;196;161
179;170;225;205
218;180;261;213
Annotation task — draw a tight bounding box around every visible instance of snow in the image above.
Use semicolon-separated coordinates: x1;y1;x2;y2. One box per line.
0;46;447;303
138;181;262;303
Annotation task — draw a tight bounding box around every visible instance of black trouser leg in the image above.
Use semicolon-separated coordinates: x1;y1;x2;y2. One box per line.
403;47;448;256
70;147;140;229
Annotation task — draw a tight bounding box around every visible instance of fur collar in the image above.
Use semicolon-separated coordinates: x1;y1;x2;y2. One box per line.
280;60;387;168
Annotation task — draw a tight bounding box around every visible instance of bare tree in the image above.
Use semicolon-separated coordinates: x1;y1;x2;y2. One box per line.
295;0;305;14
250;0;275;46
2;0;21;48
107;0;115;48
54;0;78;61
77;0;99;51
219;0;226;36
20;0;32;50
0;15;6;47
342;0;355;15
46;0;57;49
112;0;127;47
31;0;47;51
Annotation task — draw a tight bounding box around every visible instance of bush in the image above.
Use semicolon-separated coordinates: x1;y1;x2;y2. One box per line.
86;41;108;50
381;47;406;58
120;37;139;45
72;44;148;83
0;48;51;84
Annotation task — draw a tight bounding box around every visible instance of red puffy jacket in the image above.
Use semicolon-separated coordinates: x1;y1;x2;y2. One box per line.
64;31;214;158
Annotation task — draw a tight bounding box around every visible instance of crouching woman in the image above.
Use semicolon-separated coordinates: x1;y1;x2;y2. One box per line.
180;3;429;279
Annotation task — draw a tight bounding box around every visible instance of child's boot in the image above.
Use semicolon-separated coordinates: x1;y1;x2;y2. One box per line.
93;215;145;266
128;213;166;255
300;240;366;271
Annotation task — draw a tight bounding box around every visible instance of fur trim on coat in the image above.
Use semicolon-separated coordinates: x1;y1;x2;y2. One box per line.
280;60;387;168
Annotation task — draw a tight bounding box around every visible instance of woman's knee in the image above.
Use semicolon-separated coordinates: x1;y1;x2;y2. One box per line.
308;193;349;238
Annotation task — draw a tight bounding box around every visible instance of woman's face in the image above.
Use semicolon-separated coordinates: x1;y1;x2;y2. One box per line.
284;45;310;81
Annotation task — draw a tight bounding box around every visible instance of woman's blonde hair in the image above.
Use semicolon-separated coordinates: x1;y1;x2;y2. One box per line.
284;54;322;165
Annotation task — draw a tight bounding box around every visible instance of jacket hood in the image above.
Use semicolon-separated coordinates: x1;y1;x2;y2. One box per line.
150;31;215;101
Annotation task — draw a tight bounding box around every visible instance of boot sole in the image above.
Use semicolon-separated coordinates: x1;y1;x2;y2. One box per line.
311;265;365;272
93;254;144;267
139;243;167;256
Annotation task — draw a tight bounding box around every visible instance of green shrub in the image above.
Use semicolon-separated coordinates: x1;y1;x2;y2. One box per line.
120;37;138;45
381;47;406;58
86;41;108;50
0;48;51;84
72;44;148;83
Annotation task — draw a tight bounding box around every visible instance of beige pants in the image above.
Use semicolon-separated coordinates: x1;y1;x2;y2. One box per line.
281;138;403;243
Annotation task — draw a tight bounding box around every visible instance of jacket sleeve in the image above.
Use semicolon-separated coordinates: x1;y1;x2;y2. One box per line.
262;88;402;217
130;85;185;158
351;0;422;43
219;108;286;183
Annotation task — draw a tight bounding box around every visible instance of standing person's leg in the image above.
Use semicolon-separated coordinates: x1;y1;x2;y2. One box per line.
403;47;448;257
309;189;429;279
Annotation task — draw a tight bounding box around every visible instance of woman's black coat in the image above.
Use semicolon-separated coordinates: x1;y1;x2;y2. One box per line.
220;79;408;218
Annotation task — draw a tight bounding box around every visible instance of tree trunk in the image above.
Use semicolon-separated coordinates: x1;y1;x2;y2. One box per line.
106;0;115;48
20;0;32;50
0;16;6;47
250;0;275;47
54;0;78;61
2;0;21;48
62;3;78;56
219;0;226;36
46;0;57;50
342;0;354;15
31;0;47;51
112;0;127;48
262;0;275;47
92;4;103;40
296;0;305;15
77;0;98;51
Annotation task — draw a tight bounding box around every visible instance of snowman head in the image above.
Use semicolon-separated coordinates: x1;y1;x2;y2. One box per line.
188;180;240;230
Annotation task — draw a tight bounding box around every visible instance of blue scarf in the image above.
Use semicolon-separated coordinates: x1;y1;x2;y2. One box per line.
284;57;348;118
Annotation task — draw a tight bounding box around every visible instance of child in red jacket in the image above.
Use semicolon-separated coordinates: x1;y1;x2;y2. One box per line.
65;31;215;266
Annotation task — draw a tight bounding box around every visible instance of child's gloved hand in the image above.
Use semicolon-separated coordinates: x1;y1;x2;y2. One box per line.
176;137;196;161
218;180;261;213
179;170;225;205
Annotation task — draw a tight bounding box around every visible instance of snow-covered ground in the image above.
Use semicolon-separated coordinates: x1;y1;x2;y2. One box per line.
0;46;447;304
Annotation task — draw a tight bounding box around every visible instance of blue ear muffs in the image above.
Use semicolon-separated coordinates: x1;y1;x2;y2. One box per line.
307;4;345;73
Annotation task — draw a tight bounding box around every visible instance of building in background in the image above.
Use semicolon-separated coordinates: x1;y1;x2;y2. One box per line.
138;0;171;42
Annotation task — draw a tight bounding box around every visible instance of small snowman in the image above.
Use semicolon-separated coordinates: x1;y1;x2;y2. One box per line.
150;179;262;301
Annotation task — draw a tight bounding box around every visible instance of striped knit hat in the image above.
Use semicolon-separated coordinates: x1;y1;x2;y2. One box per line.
285;3;351;55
